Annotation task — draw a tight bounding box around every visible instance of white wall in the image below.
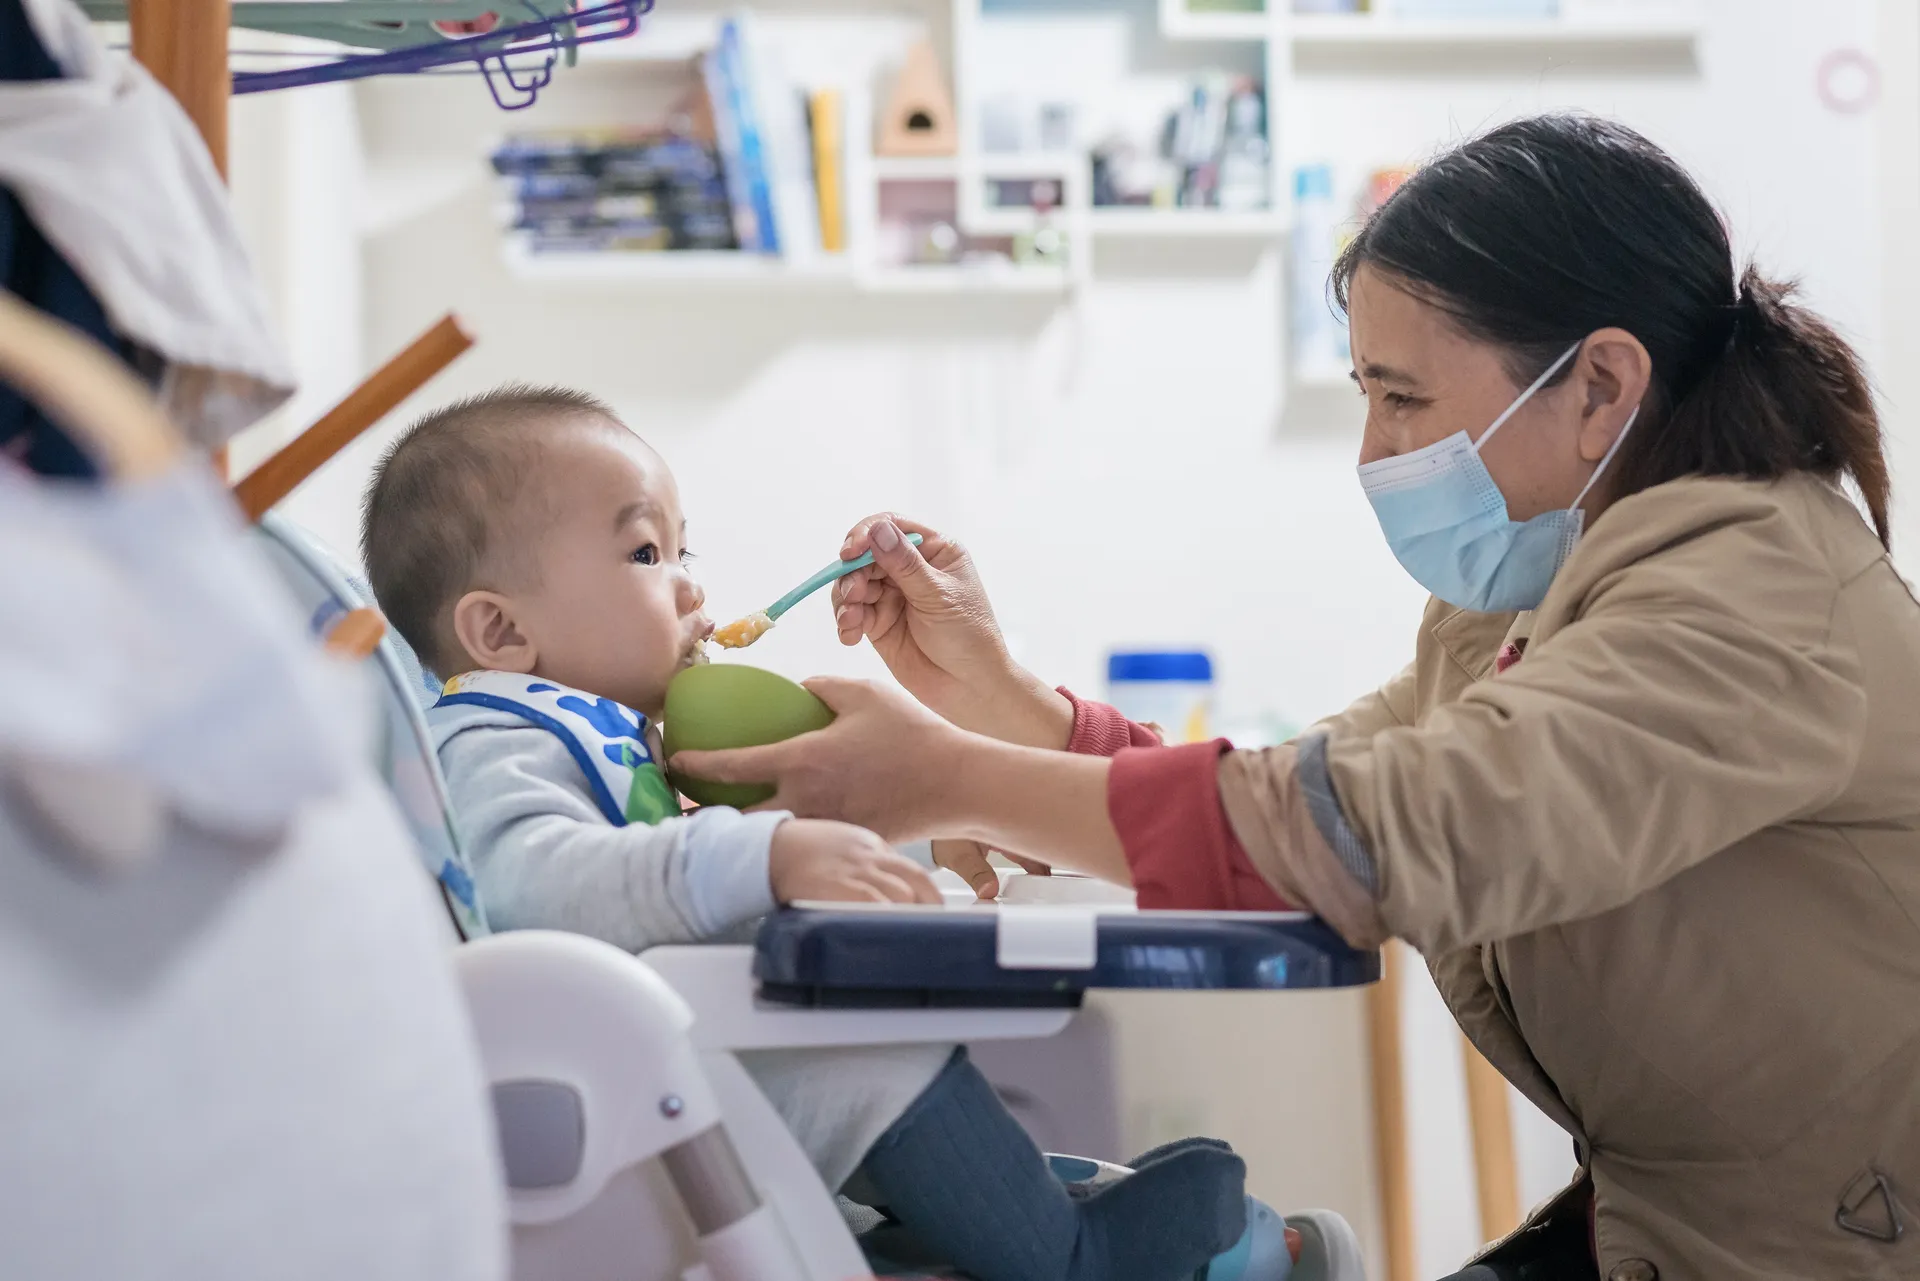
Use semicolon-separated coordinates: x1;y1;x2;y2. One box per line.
226;1;1902;1276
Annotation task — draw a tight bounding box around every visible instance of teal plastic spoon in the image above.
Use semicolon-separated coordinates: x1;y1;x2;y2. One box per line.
711;532;924;650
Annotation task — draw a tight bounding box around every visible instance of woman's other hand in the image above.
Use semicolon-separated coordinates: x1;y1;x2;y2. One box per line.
833;514;1073;749
932;839;1053;901
672;676;967;842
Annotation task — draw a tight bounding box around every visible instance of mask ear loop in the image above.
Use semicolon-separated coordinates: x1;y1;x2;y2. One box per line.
1472;340;1584;455
1570;405;1640;513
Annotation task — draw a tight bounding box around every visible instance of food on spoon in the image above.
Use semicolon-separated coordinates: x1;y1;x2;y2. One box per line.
713;611;773;649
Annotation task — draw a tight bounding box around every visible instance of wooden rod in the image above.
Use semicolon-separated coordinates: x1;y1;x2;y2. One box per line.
1367;940;1416;1281
1462;1035;1523;1245
322;608;388;660
127;0;232;478
234;314;474;521
128;0;232;180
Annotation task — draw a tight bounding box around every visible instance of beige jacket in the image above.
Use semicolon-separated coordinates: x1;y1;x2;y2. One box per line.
1226;473;1920;1281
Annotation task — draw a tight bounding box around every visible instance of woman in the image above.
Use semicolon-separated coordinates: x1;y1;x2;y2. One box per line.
675;115;1920;1281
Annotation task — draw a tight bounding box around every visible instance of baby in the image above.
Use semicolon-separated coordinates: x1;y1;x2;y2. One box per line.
361;384;1287;1281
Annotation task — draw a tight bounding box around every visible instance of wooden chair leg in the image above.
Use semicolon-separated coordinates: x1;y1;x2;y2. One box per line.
1368;939;1416;1281
1461;1034;1521;1246
233;314;474;520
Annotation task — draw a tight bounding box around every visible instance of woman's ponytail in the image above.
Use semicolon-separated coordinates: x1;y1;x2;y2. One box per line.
1331;114;1893;550
1641;265;1891;548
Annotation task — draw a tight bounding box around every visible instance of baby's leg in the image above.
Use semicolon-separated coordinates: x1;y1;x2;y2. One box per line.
736;1042;952;1192
856;1048;1248;1281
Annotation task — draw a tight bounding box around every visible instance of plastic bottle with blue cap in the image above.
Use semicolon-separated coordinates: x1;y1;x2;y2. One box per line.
1106;650;1214;743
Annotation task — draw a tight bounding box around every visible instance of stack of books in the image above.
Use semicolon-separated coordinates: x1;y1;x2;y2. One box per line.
492;13;848;259
701;13;844;257
492;132;737;254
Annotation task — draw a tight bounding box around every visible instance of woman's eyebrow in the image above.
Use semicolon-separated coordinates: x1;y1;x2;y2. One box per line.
1358;361;1420;387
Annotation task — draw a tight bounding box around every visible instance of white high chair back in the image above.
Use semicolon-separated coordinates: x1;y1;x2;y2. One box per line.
250;513;490;942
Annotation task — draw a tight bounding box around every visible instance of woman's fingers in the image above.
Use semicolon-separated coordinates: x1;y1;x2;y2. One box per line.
934;839;1002;900
841;511;943;560
798;674;880;715
670;741;789;786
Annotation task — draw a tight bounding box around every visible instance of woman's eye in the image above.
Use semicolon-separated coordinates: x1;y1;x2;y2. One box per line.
631;544;658;566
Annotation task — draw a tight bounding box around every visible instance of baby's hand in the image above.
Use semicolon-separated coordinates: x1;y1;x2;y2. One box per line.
769;820;943;906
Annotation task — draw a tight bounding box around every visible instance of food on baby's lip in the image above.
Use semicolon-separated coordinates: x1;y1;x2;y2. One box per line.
713;611;773;649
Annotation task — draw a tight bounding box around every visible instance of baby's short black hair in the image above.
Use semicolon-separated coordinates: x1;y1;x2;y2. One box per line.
361;382;616;676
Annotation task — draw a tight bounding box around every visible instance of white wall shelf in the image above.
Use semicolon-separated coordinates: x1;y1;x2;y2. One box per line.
859;264;1073;293
502;240;858;289
493;0;1698;330
502;238;1071;295
1286;13;1700;51
1086;207;1284;236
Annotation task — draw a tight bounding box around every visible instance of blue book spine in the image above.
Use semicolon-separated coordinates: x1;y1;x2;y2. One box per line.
701;45;757;251
718;19;780;255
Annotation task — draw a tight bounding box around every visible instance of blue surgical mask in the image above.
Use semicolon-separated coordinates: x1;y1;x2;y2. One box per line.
1357;342;1636;613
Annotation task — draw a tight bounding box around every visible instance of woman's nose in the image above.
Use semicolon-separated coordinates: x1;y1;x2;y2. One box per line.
1357;418;1393;467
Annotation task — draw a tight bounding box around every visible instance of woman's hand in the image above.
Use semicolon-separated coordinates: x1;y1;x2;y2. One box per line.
833;515;1073;749
672;676;970;842
675;676;1131;885
932;839;1053;901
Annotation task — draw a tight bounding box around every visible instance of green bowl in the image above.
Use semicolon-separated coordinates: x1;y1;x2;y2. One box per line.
662;663;834;809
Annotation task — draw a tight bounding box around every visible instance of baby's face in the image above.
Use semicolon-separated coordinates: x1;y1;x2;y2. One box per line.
511;424;711;717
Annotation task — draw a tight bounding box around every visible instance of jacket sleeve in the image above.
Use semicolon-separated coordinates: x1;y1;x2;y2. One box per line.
439;723;788;949
1312;659;1418;741
1325;514;1868;954
1060;688;1164;755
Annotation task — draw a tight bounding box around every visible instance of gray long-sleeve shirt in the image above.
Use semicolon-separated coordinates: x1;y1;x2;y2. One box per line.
433;714;788;950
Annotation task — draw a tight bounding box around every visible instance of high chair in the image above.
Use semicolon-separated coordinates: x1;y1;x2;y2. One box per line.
252;512;1382;1281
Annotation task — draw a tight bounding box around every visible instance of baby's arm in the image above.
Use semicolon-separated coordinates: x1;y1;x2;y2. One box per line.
441;723;786;948
440;724;940;950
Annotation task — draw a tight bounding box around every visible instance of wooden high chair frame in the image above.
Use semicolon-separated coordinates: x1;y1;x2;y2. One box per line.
119;0;474;659
113;6;1526;1278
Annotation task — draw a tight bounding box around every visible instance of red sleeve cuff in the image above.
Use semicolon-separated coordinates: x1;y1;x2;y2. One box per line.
1059;687;1161;757
1109;741;1293;912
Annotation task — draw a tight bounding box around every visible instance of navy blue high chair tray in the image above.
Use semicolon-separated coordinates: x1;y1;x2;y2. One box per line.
753;906;1380;1008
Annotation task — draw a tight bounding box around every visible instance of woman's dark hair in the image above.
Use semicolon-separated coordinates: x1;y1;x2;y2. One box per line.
1332;113;1890;548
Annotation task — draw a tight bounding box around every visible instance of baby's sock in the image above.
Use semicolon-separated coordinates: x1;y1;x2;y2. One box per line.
856;1048;1248;1281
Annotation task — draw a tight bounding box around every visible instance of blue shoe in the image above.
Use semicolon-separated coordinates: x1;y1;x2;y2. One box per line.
1205;1196;1295;1281
1044;1154;1365;1281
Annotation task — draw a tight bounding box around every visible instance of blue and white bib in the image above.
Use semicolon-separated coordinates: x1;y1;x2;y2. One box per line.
433;671;681;827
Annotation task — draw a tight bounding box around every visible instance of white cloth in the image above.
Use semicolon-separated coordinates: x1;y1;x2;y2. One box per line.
0;773;509;1281
0;461;507;1278
2;0;294;447
0;461;361;865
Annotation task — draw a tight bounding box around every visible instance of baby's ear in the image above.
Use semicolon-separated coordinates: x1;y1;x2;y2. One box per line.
452;589;537;674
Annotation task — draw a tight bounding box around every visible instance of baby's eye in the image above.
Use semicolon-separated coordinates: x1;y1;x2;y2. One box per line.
631;544;659;566
680;549;698;566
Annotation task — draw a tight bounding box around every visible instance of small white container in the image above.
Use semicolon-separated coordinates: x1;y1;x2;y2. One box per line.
1105;651;1214;743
